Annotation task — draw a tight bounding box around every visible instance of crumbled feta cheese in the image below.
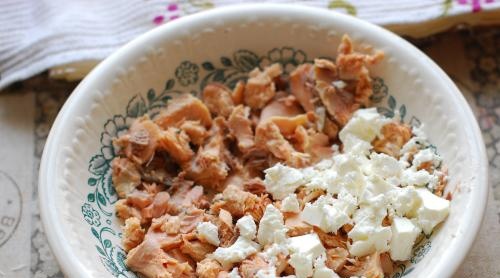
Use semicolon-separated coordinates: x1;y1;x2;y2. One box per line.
258;205;288;245
415;188;450;234
288;233;326;259
264;163;305;200
389;217;421;261
412;148;438;169
360;175;394;204
301;193;356;234
212;236;260;268
256;266;277;278
369;152;403;179
289;253;314;278
387;186;421;217
229;267;241;278
236;215;257;240
339;108;388;147
260;243;289;265
281;194;301;213
196;222;220;246
332;80;347;89
401;169;433;187
348;196;392;257
313;253;340;278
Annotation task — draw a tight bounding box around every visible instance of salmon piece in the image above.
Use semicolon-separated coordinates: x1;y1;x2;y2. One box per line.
255;121;310;168
232;81;245;105
290;63;317;112
244;64;282;109
325;247;349;272
216;209;237;247
111;157;142;198
141;191;172;220
115;199;143;222
183;119;229;191
315;80;360;126
197;258;223;278
285;214;313;237
336;35;384;80
227;105;255;153
155;94;212;129
379;252;394;275
127;189;153;209
296;188;325;205
314;58;338;84
203;83;235;118
323;115;339;139
126;237;195;278
260;96;304;123
180;233;217;262
158;127;194;164
265;114;310;137
314;227;348;249
339;252;384;278
434;167;448;197
239;255;269;278
372;122;412;158
242;177;267;195
210;185;271;222
114;116;162;165
355;70;373;107
122;217;145;252
180;120;208;146
169;178;207;212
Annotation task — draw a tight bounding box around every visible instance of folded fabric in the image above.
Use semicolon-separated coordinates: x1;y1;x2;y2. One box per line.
1;0;500;90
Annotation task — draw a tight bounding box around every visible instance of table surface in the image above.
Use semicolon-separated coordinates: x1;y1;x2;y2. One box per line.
0;26;498;278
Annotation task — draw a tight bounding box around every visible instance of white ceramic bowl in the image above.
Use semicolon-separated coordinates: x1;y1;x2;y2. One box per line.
39;4;488;278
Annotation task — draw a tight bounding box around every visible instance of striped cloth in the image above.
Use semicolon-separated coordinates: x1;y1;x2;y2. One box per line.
1;0;499;90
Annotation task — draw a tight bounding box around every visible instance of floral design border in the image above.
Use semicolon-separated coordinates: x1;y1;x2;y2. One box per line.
81;47;430;277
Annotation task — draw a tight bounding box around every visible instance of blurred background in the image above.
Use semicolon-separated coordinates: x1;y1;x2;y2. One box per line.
0;1;499;277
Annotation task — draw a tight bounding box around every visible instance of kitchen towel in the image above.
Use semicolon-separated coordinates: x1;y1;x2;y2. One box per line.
1;0;500;91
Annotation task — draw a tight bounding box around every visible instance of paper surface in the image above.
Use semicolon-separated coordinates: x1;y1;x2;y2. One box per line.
0;27;499;278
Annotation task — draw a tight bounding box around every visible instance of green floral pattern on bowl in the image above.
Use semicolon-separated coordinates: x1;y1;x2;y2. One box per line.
82;47;431;278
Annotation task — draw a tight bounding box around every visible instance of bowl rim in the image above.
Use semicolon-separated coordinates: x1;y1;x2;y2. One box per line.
39;3;489;278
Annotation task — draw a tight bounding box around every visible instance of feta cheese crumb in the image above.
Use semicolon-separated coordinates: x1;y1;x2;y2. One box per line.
289;253;314;278
339;108;388;148
281;194;301;213
212;236;260;268
313;253;340;278
228;267;241;278
389;217;421;261
236;215;257;240
288;233;326;259
258;204;288;245
387;186;421;217
401;169;433;187
301;193;356;234
196;222;220;246
369;152;403;179
264;163;305;200
260;243;289;265
415;188;450;234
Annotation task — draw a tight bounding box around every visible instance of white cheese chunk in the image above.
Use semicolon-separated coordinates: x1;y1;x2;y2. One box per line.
236;215;257;240
412;148;439;169
387;186;421;217
258;204;288;245
196;222;220;246
264;163;305;200
228;267;241;278
339;108;388;147
212;236;260;268
301;193;356;234
289;253;314;278
415;188;450;234
401;169;433;187
313;253;340;278
389;216;421;261
281;194;301;213
369;152;403;179
260;243;289;265
288;233;326;259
